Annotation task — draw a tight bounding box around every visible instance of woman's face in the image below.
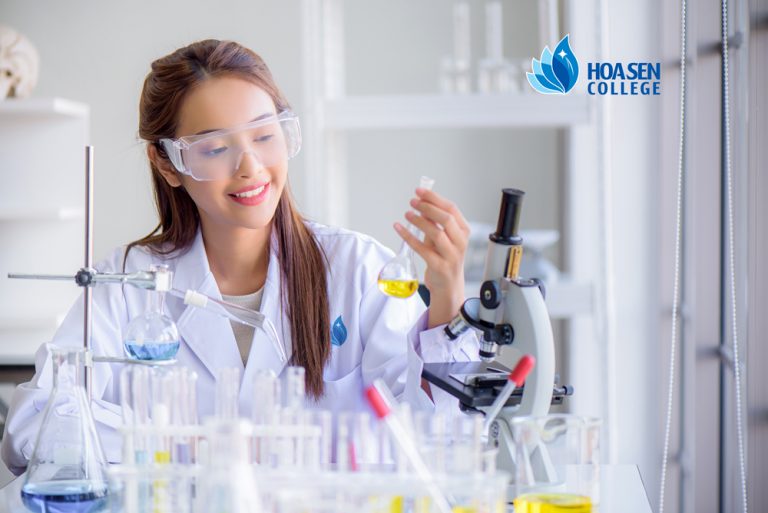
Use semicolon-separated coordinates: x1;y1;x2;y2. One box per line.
170;76;288;232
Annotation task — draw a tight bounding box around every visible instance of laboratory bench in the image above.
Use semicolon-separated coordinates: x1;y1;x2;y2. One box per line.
0;464;651;513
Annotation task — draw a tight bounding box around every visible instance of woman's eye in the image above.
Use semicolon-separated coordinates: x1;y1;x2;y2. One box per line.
200;146;228;157
254;134;274;143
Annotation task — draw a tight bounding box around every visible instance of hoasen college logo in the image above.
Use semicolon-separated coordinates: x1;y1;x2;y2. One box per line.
526;35;579;95
527;34;662;96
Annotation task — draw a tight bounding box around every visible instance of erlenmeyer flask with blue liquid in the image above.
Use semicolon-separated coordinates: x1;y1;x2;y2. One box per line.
21;347;110;513
123;264;180;361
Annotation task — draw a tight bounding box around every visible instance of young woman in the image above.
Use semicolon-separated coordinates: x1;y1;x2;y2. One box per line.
1;39;478;474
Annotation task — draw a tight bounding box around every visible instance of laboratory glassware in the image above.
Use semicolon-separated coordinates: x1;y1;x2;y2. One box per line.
123;265;180;361
21;347;110;513
510;414;602;511
198;419;263;513
173;288;287;363
366;381;452;513
377;176;435;299
215;367;241;419
439;0;471;94
477;0;518;93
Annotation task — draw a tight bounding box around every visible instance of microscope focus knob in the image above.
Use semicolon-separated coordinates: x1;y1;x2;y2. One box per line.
480;280;502;309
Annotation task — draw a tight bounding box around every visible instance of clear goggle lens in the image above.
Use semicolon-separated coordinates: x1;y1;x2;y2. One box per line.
160;111;301;181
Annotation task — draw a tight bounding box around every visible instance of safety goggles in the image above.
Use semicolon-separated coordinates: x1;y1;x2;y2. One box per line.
159;110;301;181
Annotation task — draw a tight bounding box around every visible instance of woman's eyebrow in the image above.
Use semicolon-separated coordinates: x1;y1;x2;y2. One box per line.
193;112;274;136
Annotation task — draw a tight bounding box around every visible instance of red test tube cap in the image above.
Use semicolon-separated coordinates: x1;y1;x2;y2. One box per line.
365;386;391;419
509;355;536;387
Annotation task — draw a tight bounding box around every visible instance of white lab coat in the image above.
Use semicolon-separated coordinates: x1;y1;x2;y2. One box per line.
1;222;478;475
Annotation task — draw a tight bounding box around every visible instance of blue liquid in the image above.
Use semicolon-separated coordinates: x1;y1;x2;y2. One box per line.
124;340;180;360
21;481;108;513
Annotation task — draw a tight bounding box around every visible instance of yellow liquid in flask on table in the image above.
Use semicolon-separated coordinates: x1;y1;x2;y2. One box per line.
378;279;419;298
513;493;592;513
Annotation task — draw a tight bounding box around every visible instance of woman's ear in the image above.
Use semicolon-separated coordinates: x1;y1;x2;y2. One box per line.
148;144;183;188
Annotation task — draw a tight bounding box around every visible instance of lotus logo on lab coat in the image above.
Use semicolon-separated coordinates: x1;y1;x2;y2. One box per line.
527;35;579;94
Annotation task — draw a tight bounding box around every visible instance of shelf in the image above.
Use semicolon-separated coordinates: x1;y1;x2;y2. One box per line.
0;206;84;221
324;93;592;130
0;314;66;365
0;97;89;120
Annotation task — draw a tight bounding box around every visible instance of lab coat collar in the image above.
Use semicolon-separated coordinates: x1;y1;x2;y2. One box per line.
171;228;292;390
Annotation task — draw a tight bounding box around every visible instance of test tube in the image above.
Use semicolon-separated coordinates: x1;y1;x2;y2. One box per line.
215;367;241;419
279;366;306;468
283;366;305;410
150;368;174;513
129;366;152;465
172;368;198;463
252;369;281;466
451;414;484;474
311;410;333;471
366;381;453;513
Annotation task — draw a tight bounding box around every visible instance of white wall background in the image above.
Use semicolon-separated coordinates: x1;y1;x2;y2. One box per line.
2;0;305;259
1;0;558;260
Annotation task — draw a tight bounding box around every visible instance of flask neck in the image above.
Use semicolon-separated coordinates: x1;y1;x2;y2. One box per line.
146;289;165;315
51;348;86;390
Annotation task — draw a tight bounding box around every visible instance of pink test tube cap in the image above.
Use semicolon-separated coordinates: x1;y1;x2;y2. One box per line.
365;386;391;419
509;355;536;387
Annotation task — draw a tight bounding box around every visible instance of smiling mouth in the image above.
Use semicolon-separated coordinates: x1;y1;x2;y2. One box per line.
230;184;266;198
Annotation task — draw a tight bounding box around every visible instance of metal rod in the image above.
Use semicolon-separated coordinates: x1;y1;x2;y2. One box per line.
718;1;728;506
84;146;94;398
7;273;76;281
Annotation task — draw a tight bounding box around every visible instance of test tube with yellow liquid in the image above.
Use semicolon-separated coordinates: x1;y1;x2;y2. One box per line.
378;176;435;299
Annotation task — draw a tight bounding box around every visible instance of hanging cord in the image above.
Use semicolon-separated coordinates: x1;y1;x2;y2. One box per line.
721;0;749;509
659;0;687;509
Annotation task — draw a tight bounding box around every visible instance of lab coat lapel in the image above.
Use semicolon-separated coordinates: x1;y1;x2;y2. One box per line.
239;239;292;417
171;230;243;380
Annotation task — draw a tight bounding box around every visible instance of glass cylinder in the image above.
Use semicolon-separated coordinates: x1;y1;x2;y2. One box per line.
21;347;110;513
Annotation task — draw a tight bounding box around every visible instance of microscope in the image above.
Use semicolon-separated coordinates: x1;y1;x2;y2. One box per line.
421;188;571;472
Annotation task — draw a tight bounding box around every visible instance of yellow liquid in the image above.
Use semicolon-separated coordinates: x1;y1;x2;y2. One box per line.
513;493;592;513
378;279;419;298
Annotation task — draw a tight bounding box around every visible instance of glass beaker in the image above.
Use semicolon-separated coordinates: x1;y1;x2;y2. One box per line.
510;414;601;512
377;176;435;299
198;419;263;513
21;347;110;513
123;265;180;361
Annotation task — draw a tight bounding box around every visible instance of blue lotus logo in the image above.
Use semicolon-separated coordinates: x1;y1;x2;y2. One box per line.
527;35;579;94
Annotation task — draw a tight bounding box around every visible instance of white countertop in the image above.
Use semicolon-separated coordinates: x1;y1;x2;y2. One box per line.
0;464;651;513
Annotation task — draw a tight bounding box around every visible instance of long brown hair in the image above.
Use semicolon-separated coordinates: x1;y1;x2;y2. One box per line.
130;39;330;398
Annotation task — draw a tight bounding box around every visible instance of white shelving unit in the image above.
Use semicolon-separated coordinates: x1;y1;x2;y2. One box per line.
325;93;591;129
0;97;89;366
300;0;594;320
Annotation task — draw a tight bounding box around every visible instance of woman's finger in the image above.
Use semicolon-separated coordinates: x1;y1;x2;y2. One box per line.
394;222;440;265
410;199;467;248
405;211;454;256
415;188;471;233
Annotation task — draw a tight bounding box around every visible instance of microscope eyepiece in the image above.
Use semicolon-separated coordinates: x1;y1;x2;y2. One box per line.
490;188;524;245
